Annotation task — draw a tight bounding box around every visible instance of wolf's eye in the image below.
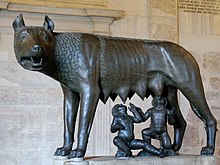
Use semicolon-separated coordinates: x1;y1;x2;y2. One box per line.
18;31;29;42
40;31;50;43
43;35;50;42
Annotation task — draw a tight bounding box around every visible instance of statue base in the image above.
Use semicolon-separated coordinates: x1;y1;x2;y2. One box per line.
54;155;216;165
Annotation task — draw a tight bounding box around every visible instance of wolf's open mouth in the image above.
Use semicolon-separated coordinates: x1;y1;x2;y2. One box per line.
21;56;45;70
30;56;43;67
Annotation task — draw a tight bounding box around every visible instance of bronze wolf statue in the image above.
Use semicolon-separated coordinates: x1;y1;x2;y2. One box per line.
13;14;217;158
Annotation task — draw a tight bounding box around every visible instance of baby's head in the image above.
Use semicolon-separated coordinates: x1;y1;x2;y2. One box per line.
152;96;167;108
112;104;127;117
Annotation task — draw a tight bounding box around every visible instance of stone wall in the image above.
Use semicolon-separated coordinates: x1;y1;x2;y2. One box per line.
179;2;220;163
0;0;219;165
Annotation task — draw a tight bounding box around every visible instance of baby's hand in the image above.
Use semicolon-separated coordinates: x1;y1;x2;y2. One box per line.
129;103;136;111
168;108;176;115
129;103;143;114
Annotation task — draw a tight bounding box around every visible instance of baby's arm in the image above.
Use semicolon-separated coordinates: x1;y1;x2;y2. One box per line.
111;118;124;133
129;103;144;123
167;108;176;125
143;109;152;121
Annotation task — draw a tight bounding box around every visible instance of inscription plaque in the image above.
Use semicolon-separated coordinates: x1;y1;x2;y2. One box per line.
179;0;220;15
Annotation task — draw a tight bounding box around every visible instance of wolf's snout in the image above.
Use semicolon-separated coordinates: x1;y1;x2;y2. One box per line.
32;44;43;52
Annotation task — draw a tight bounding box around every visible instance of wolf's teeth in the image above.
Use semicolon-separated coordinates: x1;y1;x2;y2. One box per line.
39;58;43;65
30;56;34;63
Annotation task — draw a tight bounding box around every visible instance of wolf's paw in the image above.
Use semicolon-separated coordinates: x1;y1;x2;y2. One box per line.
54;145;72;157
201;146;214;155
68;148;85;161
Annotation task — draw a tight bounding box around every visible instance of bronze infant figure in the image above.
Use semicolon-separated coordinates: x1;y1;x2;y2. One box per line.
13;14;217;159
111;103;165;158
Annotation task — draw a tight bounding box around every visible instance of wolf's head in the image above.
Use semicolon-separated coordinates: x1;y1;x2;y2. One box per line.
13;14;55;71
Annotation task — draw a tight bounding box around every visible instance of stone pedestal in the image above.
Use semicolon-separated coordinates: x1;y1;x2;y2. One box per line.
54;155;216;165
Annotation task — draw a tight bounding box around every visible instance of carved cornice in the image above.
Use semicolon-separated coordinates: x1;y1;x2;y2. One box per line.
0;2;124;19
3;0;108;9
0;2;124;35
0;2;9;9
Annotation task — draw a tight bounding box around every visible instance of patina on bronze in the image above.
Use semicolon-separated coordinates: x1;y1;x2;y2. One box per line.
140;97;174;152
13;14;217;158
111;103;165;158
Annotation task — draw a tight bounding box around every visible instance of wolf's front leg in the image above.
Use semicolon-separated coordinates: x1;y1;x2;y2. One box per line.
54;84;80;157
68;84;100;159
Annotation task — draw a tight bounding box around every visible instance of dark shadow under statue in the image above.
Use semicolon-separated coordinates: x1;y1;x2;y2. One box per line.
12;14;217;159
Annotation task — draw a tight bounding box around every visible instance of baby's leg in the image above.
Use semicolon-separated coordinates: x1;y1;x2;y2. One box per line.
142;127;152;143
113;136;132;157
160;132;172;149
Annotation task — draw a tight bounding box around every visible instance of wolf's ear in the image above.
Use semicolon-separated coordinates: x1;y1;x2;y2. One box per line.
43;15;55;32
12;14;25;32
